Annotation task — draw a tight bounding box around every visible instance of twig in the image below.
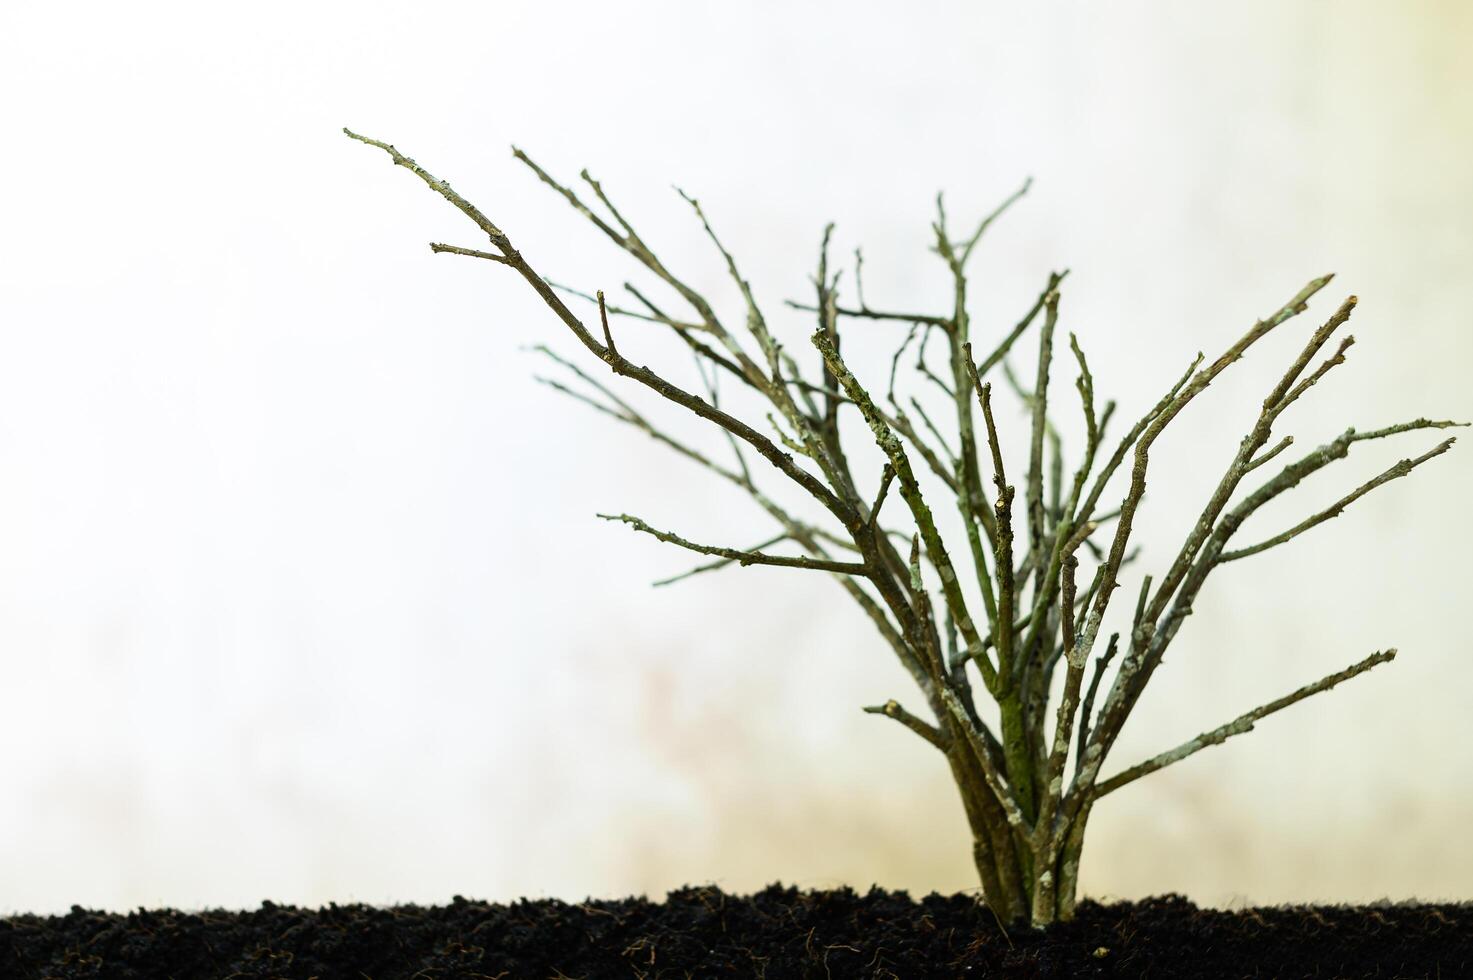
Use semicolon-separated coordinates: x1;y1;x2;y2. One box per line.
863;699;948;751
957;178;1032;266
1093;649;1397;798
598;513;870;575
786;299;952;329
597;290;618;358
430;242;513;264
869;464;897;526
653;534;789;586
1075;632;1119;766
1245;435;1294;473
1220;437;1458;561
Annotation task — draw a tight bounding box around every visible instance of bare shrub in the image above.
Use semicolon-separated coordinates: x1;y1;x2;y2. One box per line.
348;130;1462;926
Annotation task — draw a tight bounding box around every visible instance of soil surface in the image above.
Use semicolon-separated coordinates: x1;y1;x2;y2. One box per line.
2;884;1467;979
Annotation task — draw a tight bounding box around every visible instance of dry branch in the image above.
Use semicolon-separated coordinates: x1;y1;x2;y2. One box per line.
1093;649;1397;798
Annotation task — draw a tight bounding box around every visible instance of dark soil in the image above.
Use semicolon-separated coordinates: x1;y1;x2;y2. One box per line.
2;884;1467;979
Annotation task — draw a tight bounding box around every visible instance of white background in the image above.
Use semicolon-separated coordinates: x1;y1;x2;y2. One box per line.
1;0;1470;914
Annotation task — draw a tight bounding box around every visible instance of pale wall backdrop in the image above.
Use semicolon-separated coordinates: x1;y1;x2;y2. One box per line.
1;0;1469;914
